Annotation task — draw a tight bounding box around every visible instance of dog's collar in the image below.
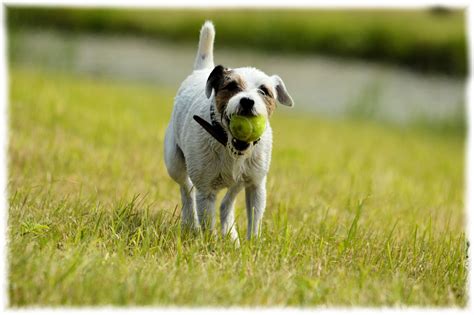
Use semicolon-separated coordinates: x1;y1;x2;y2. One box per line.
193;106;228;146
193;105;260;155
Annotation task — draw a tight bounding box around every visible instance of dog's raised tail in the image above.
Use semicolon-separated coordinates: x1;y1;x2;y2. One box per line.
194;21;215;70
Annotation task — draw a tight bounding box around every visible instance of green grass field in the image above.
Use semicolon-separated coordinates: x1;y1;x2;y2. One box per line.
7;8;467;75
8;67;467;306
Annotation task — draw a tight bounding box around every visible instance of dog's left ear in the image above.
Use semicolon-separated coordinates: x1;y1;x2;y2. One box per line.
206;65;226;98
271;75;294;107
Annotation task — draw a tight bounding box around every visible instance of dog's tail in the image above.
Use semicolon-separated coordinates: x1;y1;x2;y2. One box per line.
194;21;215;71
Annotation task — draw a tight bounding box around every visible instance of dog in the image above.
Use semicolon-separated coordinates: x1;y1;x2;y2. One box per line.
164;21;294;242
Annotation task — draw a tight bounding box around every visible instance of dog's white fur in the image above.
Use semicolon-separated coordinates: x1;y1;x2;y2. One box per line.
164;21;293;242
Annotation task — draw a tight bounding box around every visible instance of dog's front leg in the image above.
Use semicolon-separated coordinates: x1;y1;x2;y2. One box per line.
179;179;199;231
245;178;266;240
220;184;243;243
196;190;217;230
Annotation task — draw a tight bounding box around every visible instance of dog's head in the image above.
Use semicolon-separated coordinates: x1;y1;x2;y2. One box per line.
206;65;293;155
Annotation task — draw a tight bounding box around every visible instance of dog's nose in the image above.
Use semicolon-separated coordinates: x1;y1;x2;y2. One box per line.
240;97;255;110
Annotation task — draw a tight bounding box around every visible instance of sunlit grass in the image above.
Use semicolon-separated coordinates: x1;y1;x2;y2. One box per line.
8;67;467;306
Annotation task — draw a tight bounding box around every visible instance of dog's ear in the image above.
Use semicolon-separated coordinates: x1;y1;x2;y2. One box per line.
206;65;226;98
271;75;294;107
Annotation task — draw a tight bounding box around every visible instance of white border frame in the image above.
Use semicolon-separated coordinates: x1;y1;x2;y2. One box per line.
0;1;471;314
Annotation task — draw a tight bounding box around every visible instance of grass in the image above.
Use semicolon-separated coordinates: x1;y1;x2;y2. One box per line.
7;8;467;75
8;67;467;306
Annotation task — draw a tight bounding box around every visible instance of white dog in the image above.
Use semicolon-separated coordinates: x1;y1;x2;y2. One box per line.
164;21;294;242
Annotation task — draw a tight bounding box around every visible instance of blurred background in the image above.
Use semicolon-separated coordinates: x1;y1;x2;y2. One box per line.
7;7;467;129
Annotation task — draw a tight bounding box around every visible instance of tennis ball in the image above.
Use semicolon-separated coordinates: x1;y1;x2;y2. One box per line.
229;115;266;142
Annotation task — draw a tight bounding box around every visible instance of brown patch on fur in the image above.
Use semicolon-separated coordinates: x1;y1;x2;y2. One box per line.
214;71;246;114
260;85;276;116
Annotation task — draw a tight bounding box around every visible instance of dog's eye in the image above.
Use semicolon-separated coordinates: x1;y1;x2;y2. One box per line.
258;85;270;97
223;81;239;92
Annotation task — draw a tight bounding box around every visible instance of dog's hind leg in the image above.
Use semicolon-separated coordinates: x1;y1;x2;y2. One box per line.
164;125;199;230
245;178;267;240
220;184;243;243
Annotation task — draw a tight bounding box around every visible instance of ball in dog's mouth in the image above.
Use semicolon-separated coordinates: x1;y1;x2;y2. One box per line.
229;114;266;143
224;114;264;154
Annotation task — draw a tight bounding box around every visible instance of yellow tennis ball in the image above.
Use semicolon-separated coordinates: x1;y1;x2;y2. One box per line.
229;115;266;142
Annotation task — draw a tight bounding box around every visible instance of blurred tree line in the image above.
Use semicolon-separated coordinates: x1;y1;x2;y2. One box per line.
7;7;467;76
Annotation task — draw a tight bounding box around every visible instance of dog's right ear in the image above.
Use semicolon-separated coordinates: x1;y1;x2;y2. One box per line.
206;65;226;98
